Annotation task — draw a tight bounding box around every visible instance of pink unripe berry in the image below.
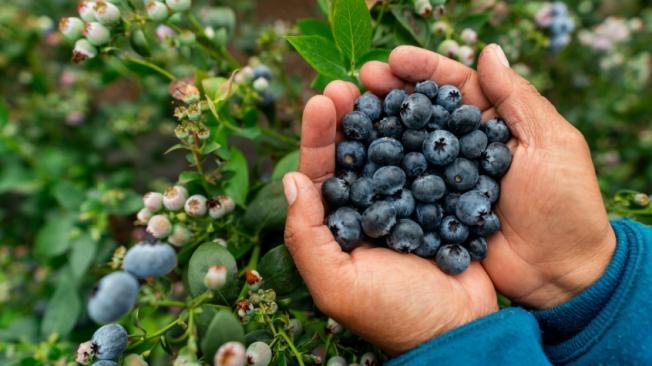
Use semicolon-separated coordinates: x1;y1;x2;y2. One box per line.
163;185;188;211
203;265;227;290
461;28;478;44
78;1;97;22
457;45;475;66
137;208;153;223
83;22;111;46
185;194;207;216
147;214;172;238
94;1;121;25
214;342;246;366
72;39;98;63
143;192;164;212
59;17;85;41
245;342;272;366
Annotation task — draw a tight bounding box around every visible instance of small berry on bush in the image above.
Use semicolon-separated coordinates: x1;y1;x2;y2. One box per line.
78;1;97;22
163;185;188;211
72;39;98;62
93;1;121;25
91;323;128;360
83;22;111;46
143;192;164;212
185;194;208;217
146;0;169;22
245;341;272;366
88;271;139;323
123;240;177;279
136;208;153;224
59;17;84;41
147;214;172;238
204;265;228;290
214;342;246;366
326;318;343;334
326;356;348;366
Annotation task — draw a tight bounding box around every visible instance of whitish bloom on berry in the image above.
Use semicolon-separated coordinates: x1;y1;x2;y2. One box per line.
457;45;475;66
78;1;97;22
413;0;432;17
461;28;478;44
59;17;85;41
245;342;272;366
83;22;111;46
438;39;459;58
214;342;246;366
326;318;343;334
326;356;347;366
147;214;172;238
252;77;269;92
185;194;207;216
178;29;196;45
166;0;192;13
72;39;98;63
137;208;153;223
234;66;254;84
143;192;164;212
208;199;227;219
214;238;227;247
219;195;236;212
146;1;169;22
431;21;449;35
156;25;176;42
94;1;121;25
360;352;378;366
76;341;94;365
163;185;188;211
286;318;303;338
245;270;262;290
168;224;191;246
633;193;650;207
204;265;227;289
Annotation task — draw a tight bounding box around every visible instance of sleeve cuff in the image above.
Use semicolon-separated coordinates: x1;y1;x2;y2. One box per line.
387;308;550;366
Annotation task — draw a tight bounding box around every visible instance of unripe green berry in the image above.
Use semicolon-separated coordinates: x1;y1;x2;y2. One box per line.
78;1;97;22
147;214;172;238
72;39;98;63
252;77;269;92
166;0;192;13
163;185;188;211
214;342;246;366
143;192;164;212
94;1;121;25
633;193;650;207
137;207;153;223
184;194;207;217
245;342;272;366
203;265;227;290
59;17;85;41
83;22;111;46
326;318;343;334
168;224;191;246
146;1;169;22
326;356;347;366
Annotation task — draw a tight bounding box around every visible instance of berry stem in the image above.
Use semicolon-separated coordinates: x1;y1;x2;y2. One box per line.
278;328;305;366
121;54;175;81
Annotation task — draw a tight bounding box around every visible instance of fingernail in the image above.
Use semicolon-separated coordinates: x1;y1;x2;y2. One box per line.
492;44;509;68
282;174;298;206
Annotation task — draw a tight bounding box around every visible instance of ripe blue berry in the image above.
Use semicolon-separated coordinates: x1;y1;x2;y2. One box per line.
336;170;358;186
442;193;460;215
362;161;379;178
336;141;366;171
368;137;403;166
321;177;350;207
474;175;500;203
465;237;488;261
355;92;382;121
414;232;441;257
402;152;428;178
459;129;488;159
350;177;376;209
455;190;492;226
372;166;406;195
482;117;511;143
88;272;139;323
444;158;479;191
436;85;462;112
378;116;404;140
123;241;177;279
474;212;501;236
449;105;481;136
388;189;415;218
91;323;128;360
412;174;446;202
415;203;443;231
400;93;432;129
428;104;450;130
253;64;272;81
436;244;471;275
384;89;408;116
415;80;439;100
92;361;119;366
480;142;512;177
327;207;362;251
423;130;460;166
361;201;397;238
387;219;423;252
342;111;373;141
439;215;469;244
401;129;428;152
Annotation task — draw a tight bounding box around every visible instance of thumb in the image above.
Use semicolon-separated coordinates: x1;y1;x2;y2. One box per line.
477;44;568;146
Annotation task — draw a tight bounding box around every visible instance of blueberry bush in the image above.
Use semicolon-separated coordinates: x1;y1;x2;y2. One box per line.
0;0;651;365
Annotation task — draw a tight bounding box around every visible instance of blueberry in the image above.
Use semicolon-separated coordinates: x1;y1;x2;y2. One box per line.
411;175;446;202
401;129;428;152
414;232;441;257
92;362;119;366
459;130;488;159
372;166;406;195
88;272;139;323
400;93;432;129
474;212;501;236
336;141;366;171
355;92;382;121
362;161;379;177
402;152;428;178
91;323;128;360
464;237;488;261
350;177;376;209
361;201;397;238
435;85;462;112
342;111;373;141
415;80;439;100
550;16;574;34
253;65;272;80
415;203;443;231
336;170;358;186
123;241;177;279
550;1;568;16
455;190;492;226
368;137;403;166
444;158;479;191
474;175;500;203
423;130;460;166
442;193;461;215
428;105;450;130
321;177;350;207
480;142;512;177
388;189;415;218
378;116;404;140
435;244;471;275
327;207;362;251
482;117;511;143
384;89;408;116
387;219;423;252
449;105;481;136
439;216;469;244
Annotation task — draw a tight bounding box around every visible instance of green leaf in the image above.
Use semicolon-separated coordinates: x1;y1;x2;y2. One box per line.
41;281;80;338
272;150;300;180
187;243;239;299
297;18;333;40
458;12;491;30
331;0;372;66
223;147;249;207
234;126;262;139
243;180;288;232
390;5;430;46
70;234;97;280
53;181;84;211
179;171;203;185
244;329;274;346
195;305;217;338
318;0;330;15
356;48;391;67
201;141;221;155
287;36;349;80
200;310;245;361
311;74;333;91
164;143;187;154
258;245;301;295
35;213;76;257
0;98;8;127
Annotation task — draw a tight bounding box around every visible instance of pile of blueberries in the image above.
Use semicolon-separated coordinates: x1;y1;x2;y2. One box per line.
323;81;512;275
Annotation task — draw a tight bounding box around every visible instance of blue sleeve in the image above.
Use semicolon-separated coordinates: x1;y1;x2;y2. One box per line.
387;307;551;366
531;219;652;365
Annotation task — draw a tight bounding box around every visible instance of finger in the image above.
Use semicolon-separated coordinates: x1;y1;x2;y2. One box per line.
324;80;360;122
387;46;491;111
299;95;338;183
360;61;408;96
477;44;569;146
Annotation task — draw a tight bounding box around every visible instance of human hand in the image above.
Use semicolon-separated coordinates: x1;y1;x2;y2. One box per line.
359;44;616;309
282;81;497;355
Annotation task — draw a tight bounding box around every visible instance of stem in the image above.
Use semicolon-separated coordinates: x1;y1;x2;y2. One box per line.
122;55;175;81
278;328;305;366
191;133;211;193
261;126;298;146
145;299;186;308
324;333;333;356
237;244;261;299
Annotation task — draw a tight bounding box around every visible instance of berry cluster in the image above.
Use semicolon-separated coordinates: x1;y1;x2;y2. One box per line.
76;324;128;366
536;2;575;50
323;81;512;275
